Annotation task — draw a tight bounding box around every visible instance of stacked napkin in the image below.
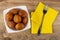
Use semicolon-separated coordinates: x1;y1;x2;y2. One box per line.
31;2;58;34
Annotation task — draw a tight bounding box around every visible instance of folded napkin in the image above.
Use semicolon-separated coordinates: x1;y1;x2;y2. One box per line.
41;7;58;34
31;2;45;34
31;2;58;34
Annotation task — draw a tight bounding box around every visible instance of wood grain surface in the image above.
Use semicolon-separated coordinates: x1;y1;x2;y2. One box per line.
0;0;60;40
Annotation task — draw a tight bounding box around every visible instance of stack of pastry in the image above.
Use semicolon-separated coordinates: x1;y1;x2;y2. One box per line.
5;9;28;30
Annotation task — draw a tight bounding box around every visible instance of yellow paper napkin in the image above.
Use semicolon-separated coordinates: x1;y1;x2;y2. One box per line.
41;7;58;34
31;2;45;34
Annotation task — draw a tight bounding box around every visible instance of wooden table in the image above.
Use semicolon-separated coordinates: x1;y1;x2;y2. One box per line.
0;0;60;40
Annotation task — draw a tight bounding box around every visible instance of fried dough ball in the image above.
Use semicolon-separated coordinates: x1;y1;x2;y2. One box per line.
15;23;25;30
19;10;28;17
23;17;28;25
8;21;15;29
10;9;18;14
13;15;21;23
6;13;13;21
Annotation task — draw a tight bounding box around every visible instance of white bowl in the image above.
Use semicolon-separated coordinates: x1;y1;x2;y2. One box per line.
3;6;31;33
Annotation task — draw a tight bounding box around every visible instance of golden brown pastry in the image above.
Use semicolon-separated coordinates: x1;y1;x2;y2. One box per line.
6;13;13;21
10;9;18;14
19;10;28;17
8;21;15;29
23;17;28;25
15;23;25;30
13;15;21;23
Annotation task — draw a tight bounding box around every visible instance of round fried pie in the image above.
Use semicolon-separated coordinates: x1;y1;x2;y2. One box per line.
19;10;28;17
10;9;18;14
6;12;13;21
15;23;25;30
13;15;21;23
8;21;15;29
23;17;28;25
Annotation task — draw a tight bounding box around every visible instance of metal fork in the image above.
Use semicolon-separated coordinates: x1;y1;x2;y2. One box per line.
38;5;48;36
